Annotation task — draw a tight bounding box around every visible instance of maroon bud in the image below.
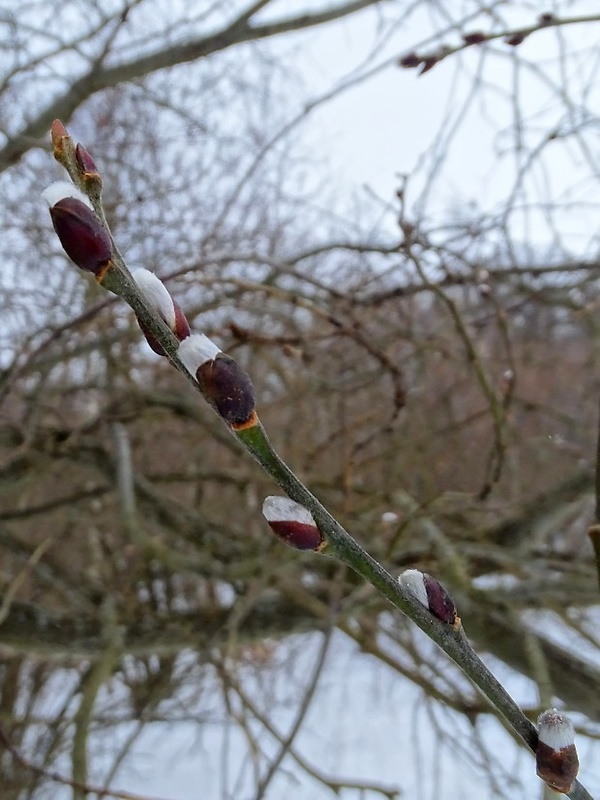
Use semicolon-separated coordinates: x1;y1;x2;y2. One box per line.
536;709;579;793
137;305;190;356
399;569;458;625
462;31;487;45
268;520;323;550
505;32;528;46
196;354;256;427
262;497;325;551
423;573;457;624
137;321;167;356
75;143;99;175
398;52;421;69
173;301;191;341
538;13;555;25
45;192;112;276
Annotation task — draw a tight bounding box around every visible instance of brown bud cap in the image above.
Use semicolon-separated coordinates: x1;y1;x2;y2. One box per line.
196;354;256;426
262;497;324;551
51;119;72;156
399;569;458;625
536;709;579;794
48;197;112;276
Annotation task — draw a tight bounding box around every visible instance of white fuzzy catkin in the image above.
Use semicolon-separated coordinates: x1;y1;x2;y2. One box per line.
398;569;429;609
537;709;575;750
262;496;316;526
42;180;92;209
131;269;176;328
177;333;221;376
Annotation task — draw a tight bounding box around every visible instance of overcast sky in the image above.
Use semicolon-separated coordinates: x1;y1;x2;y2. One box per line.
287;1;600;256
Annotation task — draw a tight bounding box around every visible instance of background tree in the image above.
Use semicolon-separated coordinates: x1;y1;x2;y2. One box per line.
1;1;600;798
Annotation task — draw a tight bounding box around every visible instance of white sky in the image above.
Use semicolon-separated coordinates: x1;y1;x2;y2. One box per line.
285;0;600;256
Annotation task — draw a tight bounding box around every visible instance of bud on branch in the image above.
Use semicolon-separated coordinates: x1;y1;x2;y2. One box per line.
75;143;99;178
42;181;113;279
536;709;579;794
262;496;325;551
178;334;257;428
399;569;458;626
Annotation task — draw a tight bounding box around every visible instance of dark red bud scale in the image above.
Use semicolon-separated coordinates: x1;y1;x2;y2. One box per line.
196;354;256;427
422;573;457;625
49;198;113;277
137;320;167;356
267;519;324;551
137;302;190;357
173;302;191;341
75;143;100;178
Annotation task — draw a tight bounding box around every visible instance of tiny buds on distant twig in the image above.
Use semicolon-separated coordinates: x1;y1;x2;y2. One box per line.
132;269;190;355
398;52;421;69
462;31;487;45
399;569;458;625
536;709;579;794
42;181;113;279
505;32;528;46
178;334;257;428
262;496;325;551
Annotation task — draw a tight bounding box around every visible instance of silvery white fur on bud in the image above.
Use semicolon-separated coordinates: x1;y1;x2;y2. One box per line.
537;709;575;750
262;496;316;527
131;268;177;328
177;333;222;377
42;180;92;210
398;568;429;608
